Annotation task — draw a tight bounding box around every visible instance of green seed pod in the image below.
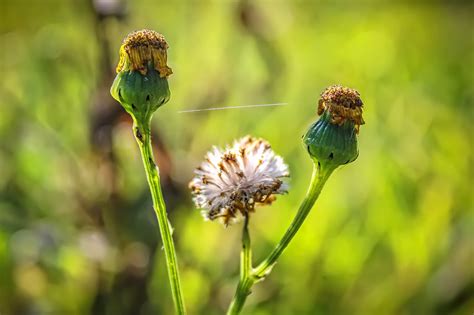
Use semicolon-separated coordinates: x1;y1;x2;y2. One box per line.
303;85;364;169
110;29;172;123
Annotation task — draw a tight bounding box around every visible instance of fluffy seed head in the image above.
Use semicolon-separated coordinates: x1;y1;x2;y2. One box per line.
116;29;172;77
317;85;364;133
189;136;289;226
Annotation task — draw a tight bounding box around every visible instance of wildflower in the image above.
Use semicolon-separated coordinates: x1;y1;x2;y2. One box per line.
189;136;289;226
109;30;186;313
303;85;364;169
110;29;172;123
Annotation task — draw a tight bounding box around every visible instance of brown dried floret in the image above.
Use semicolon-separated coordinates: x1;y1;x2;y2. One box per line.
317;85;365;133
116;29;173;77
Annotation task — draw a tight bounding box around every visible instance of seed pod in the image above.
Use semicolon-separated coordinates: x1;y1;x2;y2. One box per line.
110;29;172;122
303;85;364;169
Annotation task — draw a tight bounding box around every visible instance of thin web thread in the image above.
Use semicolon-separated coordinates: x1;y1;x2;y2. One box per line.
178;103;288;113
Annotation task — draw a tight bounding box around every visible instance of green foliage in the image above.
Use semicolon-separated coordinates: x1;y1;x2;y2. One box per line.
0;1;473;315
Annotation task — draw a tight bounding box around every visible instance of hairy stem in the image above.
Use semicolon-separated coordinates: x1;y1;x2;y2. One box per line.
133;119;186;315
226;162;334;314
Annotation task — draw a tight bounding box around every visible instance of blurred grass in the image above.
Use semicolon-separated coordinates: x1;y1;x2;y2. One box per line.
0;0;473;315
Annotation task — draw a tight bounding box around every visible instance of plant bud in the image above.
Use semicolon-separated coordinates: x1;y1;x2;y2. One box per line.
110;29;172;122
303;85;364;168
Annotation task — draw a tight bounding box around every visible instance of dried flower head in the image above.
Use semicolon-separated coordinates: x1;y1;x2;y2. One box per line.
304;85;365;169
111;29;172;122
116;29;172;77
189;136;290;226
317;85;364;133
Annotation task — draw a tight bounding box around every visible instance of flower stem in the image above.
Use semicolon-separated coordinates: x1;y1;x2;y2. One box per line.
227;215;254;315
226;162;334;314
133;118;186;315
254;162;334;278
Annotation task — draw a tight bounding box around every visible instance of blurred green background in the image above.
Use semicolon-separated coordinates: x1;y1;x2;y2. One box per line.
1;0;473;314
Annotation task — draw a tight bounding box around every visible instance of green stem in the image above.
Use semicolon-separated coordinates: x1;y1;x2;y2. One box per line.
254;162;334;278
227;215;254;315
226;161;334;315
133;119;186;315
241;215;252;281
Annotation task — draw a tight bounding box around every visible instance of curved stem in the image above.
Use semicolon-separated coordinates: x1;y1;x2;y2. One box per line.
133;119;186;315
226;161;334;315
254;162;334;278
227;215;254;315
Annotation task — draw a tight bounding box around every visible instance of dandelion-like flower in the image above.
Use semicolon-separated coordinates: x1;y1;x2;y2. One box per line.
189;136;290;226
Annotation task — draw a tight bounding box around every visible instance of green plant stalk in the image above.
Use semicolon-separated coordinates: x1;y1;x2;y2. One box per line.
133;118;186;315
227;215;252;315
227;162;335;315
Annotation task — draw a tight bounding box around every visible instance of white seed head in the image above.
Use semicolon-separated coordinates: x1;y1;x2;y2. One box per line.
189;136;290;226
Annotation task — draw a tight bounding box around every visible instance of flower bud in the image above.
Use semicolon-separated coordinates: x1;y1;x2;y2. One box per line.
303;85;364;169
110;29;172;122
